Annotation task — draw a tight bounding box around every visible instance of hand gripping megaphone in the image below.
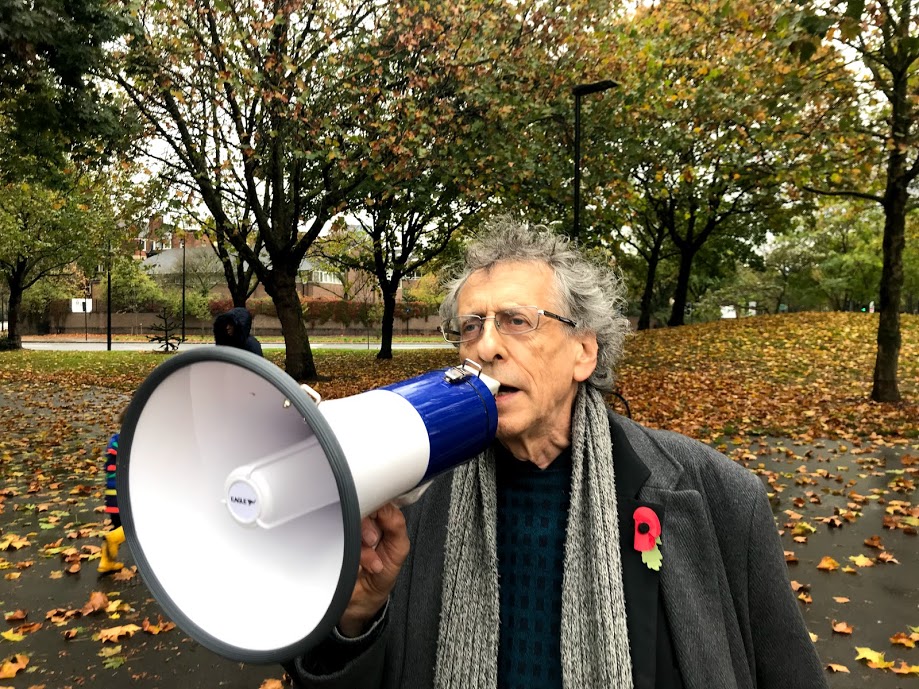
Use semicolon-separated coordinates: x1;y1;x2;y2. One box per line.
116;347;498;664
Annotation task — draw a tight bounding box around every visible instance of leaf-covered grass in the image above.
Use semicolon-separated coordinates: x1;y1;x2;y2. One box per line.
618;312;917;440
1;312;915;440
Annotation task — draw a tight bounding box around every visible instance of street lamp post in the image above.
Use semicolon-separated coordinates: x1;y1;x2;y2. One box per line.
572;80;617;243
181;238;186;343
106;239;112;351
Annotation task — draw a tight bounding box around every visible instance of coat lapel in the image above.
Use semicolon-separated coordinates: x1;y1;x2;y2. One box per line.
611;413;740;689
618;495;663;689
610;414;662;689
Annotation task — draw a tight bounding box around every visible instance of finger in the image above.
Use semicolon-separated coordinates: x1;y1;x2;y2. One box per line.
375;503;406;535
359;544;384;574
373;504;410;566
361;517;382;548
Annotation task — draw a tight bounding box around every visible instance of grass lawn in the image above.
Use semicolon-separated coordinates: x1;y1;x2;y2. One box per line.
3;311;916;439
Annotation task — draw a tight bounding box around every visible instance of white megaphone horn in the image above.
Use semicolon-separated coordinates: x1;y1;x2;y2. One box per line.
116;347;498;664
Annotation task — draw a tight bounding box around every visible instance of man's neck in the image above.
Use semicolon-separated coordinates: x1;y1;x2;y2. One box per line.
499;434;570;470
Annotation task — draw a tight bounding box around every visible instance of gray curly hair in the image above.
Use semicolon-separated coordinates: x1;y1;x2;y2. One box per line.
440;217;630;392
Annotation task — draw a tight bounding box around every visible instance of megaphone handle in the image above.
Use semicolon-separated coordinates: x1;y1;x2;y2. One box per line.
390;481;433;509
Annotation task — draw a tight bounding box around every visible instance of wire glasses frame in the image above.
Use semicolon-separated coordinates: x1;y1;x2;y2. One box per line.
440;306;578;344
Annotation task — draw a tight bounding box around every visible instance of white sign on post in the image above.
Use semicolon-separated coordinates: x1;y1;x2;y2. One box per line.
71;299;93;313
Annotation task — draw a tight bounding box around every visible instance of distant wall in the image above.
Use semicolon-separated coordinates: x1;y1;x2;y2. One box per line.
54;312;442;338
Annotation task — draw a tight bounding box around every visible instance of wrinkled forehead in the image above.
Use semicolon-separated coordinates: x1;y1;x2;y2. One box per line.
456;260;560;312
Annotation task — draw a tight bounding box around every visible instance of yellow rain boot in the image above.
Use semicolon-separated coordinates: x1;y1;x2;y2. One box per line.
98;526;125;574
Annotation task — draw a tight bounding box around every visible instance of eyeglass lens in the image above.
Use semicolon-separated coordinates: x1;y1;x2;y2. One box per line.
445;307;541;342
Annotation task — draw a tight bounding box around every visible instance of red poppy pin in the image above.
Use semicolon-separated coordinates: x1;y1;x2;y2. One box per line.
633;506;663;571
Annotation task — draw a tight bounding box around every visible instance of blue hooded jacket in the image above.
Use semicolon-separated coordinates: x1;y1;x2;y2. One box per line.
213;307;263;356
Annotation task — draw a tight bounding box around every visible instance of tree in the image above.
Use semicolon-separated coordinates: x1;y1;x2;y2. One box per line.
759;220;826;313
331;0;630;355
0;0;133;179
104;254;166;313
147;306;181;352
303;245;378;303
111;0;618;377
0;177;106;347
590;0;858;327
183;244;225;297
402;271;445;307
782;0;916;401
694;263;785;321
110;0;383;380
904;215;919;313
168;186;262;308
464;2;628;233
615;206;677;331
309;0;498;359
810;201;884;310
146;177;262;307
324;192;476;359
1;0;142;347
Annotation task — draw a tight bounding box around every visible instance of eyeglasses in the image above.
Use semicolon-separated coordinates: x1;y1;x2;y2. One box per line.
440;306;577;344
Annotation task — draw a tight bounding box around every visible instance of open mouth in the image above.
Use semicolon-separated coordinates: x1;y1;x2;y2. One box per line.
497;384;519;395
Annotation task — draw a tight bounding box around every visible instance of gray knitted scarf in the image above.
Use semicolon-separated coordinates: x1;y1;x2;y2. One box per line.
434;384;633;689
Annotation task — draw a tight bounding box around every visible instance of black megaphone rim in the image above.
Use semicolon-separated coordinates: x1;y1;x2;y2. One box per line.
117;346;361;664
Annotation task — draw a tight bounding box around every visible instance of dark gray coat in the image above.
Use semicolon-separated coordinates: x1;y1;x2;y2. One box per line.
286;413;827;689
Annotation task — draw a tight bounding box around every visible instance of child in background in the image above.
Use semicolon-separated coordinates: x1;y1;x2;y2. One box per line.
99;413;126;574
213;307;263;356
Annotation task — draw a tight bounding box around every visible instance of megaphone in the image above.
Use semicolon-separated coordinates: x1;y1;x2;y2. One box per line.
117;347;498;664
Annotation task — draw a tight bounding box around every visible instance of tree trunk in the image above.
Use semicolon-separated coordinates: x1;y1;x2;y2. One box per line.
637;252;661;330
228;259;250;307
872;192;905;402
265;269;317;381
4;280;24;349
215;242;252;308
378;288;396;360
871;52;909;403
667;249;695;327
775;276;788;315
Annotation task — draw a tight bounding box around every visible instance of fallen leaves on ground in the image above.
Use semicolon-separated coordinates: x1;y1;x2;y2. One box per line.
0;312;914;687
95;624;141;643
81;592;109;616
0;654;28;679
141;616;176;635
855;647;896;670
831;620;854;635
891;661;919;675
258;680;287;689
890;631;918;648
615;313;918;441
817;556;840;571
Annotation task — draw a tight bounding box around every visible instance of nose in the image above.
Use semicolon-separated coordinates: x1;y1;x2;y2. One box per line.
465;317;505;363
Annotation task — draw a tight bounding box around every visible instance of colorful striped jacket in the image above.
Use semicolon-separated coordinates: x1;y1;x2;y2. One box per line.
104;433;119;516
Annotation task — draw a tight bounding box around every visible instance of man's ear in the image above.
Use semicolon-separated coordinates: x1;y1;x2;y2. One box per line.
573;332;599;383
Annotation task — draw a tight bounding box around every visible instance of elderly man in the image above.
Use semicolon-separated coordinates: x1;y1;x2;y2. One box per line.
285;218;826;689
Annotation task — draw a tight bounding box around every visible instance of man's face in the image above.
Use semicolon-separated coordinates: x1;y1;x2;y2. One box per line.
456;261;597;454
